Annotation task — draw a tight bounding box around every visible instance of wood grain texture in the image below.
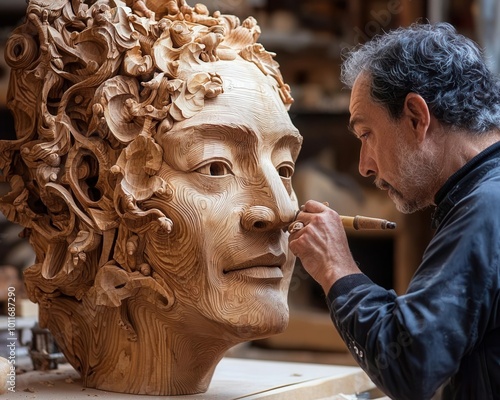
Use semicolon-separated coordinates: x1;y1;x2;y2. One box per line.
0;0;302;395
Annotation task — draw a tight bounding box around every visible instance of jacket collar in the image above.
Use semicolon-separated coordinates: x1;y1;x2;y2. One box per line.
431;141;500;229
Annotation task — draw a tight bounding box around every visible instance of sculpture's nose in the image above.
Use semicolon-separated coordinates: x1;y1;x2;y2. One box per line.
240;164;297;232
241;205;280;231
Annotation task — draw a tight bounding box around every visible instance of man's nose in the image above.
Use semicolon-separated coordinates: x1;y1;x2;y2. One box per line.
358;146;377;178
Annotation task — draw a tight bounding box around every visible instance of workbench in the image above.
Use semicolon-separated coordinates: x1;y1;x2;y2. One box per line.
8;357;387;399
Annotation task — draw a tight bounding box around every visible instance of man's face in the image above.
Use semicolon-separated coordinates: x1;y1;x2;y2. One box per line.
144;60;301;340
349;74;439;213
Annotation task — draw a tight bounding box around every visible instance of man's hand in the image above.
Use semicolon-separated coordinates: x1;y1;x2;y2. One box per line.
288;200;362;293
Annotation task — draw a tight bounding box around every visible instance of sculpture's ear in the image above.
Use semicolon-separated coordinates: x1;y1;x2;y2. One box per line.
94;75;174;241
111;133;168;202
97;76;144;145
95;75;171;202
90;263;175;311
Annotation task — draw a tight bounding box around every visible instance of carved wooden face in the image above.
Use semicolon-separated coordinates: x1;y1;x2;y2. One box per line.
144;59;301;340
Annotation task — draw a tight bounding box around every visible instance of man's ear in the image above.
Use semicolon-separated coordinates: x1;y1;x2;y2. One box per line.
403;93;430;143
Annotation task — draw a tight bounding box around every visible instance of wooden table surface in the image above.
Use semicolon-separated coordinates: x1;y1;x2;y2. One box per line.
7;357;386;399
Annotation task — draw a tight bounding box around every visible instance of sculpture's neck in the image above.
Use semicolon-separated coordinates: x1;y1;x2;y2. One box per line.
73;305;234;395
82;330;228;396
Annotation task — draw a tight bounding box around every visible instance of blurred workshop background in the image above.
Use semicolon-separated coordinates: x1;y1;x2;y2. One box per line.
1;0;499;369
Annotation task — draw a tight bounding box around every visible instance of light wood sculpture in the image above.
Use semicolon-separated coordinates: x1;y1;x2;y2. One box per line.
0;0;302;395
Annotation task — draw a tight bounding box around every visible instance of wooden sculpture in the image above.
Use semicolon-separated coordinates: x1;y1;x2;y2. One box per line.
0;0;302;395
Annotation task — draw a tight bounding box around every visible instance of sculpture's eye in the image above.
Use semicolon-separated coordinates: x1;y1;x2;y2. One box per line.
277;163;294;179
196;161;233;176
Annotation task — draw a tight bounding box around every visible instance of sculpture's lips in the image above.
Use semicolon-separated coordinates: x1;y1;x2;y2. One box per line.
224;253;286;279
226;266;283;279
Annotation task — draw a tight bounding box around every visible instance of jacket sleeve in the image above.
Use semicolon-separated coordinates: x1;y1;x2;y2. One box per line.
327;191;500;400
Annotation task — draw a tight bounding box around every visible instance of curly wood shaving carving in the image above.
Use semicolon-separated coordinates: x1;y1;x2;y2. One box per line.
0;0;301;395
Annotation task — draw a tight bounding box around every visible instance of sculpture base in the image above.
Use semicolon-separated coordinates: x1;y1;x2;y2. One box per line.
11;357;387;399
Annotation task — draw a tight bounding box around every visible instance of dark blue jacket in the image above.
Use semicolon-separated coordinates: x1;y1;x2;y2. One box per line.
327;142;500;400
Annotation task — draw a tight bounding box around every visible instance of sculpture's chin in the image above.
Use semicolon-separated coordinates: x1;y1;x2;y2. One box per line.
221;292;290;342
223;319;289;343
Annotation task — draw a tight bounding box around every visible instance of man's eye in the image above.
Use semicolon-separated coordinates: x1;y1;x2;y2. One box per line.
277;163;294;178
196;161;232;176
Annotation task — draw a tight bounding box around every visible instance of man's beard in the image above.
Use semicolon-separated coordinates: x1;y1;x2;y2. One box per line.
375;139;440;214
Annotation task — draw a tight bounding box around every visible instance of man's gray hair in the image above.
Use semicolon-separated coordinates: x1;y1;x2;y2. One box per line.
341;22;500;134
